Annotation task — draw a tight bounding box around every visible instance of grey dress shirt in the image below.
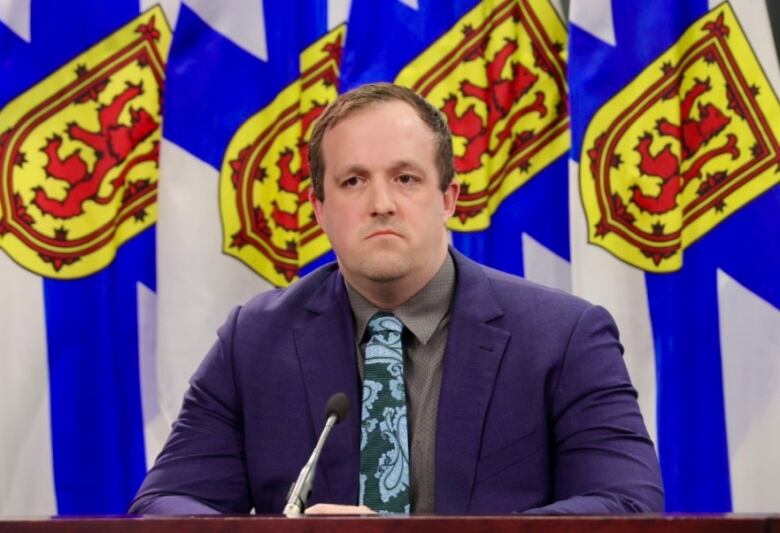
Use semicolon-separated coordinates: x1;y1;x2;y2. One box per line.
345;253;456;514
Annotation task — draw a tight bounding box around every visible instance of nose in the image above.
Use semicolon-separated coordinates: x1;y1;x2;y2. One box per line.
369;179;396;217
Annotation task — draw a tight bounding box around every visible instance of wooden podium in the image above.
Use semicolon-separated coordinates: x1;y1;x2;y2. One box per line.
0;515;778;532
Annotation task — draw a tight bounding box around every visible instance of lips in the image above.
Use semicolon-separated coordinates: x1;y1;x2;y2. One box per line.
367;229;402;239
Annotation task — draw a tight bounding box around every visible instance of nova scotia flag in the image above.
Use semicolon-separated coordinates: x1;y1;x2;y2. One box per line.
0;0;165;514
569;0;780;512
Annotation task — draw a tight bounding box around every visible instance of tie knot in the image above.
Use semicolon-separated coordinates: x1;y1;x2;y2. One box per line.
367;312;403;337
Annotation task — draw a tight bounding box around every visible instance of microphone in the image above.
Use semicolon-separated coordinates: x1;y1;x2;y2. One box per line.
283;392;350;517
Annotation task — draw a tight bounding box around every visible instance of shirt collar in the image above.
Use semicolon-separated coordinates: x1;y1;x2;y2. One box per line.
345;252;456;346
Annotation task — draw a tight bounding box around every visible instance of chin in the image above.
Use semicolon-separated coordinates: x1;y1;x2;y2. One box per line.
357;255;411;284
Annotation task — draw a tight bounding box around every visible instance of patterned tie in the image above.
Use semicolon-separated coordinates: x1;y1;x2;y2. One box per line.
359;312;410;514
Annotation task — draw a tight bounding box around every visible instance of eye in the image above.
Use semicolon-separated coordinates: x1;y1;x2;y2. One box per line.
342;176;362;188
397;174;418;185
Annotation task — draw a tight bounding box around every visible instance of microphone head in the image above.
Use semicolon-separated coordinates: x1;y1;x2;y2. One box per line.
325;392;350;424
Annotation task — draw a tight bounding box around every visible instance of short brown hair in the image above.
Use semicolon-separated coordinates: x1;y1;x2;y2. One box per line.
308;82;455;200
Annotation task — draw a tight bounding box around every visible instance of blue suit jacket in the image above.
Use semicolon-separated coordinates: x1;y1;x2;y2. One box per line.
130;250;664;514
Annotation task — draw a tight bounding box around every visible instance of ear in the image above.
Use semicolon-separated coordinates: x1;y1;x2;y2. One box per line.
311;188;326;230
442;180;460;222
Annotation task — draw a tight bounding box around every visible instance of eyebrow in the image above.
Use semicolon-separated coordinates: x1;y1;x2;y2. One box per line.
331;160;429;181
335;165;369;179
389;160;426;176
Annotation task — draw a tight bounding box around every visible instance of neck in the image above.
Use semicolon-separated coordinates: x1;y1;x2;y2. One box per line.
344;246;448;310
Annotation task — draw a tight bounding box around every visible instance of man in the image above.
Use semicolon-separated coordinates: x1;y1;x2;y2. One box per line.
130;83;664;515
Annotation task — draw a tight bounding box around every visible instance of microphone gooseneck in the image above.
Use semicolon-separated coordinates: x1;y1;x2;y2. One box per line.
283;392;350;517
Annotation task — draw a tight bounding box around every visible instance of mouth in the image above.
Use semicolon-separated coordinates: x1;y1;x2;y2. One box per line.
367;229;402;239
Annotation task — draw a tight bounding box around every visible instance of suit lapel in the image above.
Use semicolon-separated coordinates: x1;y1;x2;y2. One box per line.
435;251;510;514
293;271;361;505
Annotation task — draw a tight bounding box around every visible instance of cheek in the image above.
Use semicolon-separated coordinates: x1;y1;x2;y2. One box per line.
411;209;445;242
322;207;356;244
422;200;448;227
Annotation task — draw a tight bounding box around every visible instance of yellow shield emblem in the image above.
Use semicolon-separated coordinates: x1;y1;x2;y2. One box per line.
0;8;171;278
580;3;780;272
396;0;569;231
219;27;344;287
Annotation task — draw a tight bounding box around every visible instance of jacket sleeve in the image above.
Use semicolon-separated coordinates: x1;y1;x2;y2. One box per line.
128;306;251;515
524;305;665;514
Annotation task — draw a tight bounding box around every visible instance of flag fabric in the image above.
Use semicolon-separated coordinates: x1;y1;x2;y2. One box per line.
151;0;344;465
0;0;169;514
0;0;352;515
569;0;780;512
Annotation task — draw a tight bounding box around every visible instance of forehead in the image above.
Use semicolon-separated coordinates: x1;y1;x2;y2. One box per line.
321;101;437;170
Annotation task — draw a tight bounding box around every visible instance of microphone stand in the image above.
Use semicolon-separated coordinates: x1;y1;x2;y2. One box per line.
283;407;342;516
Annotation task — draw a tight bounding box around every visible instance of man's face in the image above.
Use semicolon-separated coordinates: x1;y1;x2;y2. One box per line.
312;100;459;295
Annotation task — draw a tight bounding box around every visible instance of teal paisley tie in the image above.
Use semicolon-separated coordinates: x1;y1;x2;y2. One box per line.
359;312;410;514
